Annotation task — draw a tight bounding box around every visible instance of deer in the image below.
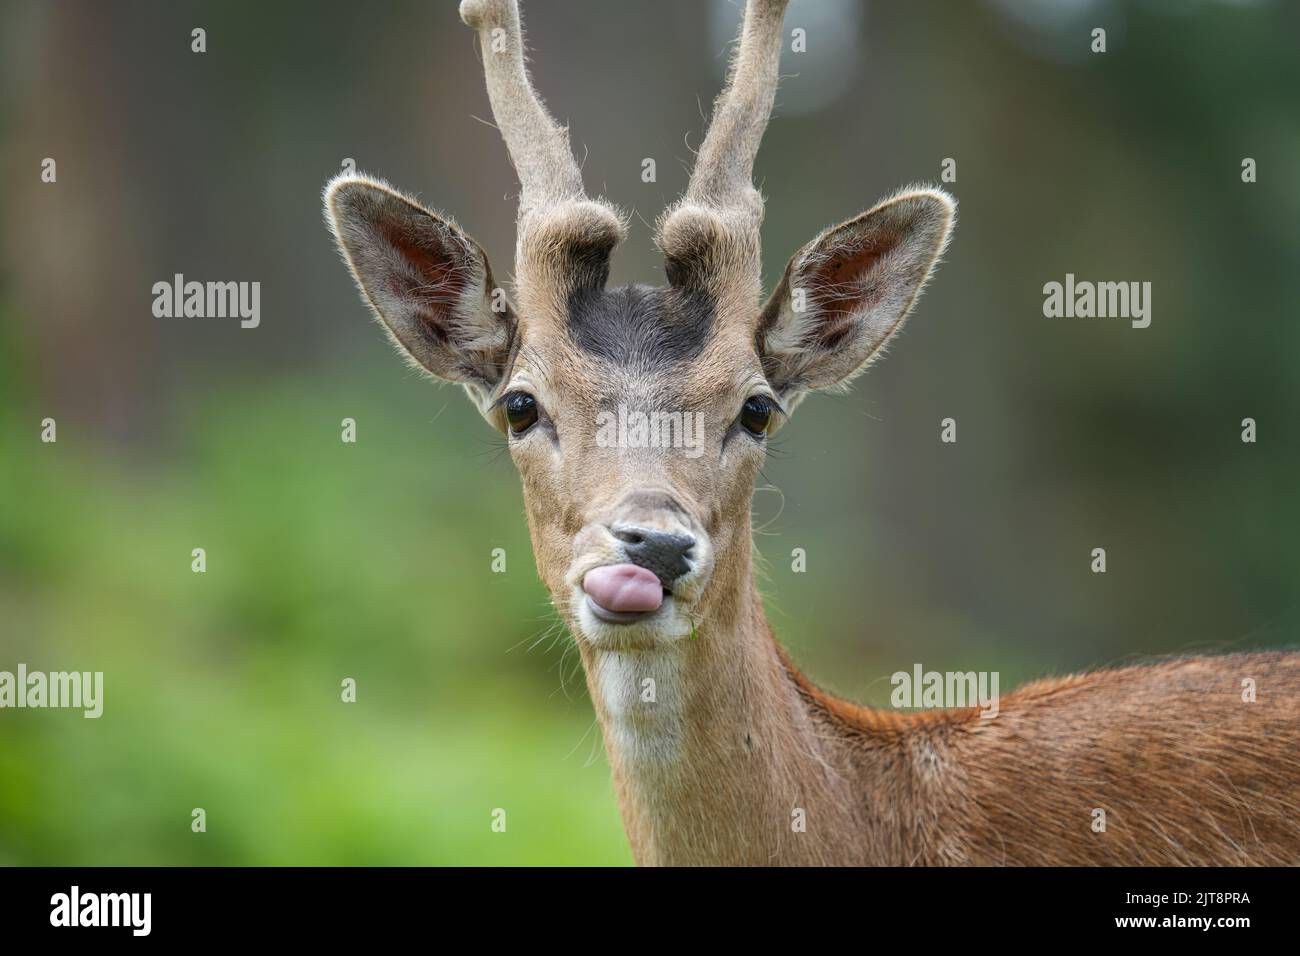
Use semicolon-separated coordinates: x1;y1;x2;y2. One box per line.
324;0;1300;865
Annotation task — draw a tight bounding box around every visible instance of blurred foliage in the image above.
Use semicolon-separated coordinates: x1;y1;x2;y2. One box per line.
0;334;629;864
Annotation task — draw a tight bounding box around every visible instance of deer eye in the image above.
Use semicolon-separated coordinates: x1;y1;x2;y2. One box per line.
504;391;540;435
739;396;774;437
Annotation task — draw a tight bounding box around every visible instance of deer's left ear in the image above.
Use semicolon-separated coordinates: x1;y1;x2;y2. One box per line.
757;188;954;402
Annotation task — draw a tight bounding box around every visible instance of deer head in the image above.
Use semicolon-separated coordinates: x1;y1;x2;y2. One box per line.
324;0;954;656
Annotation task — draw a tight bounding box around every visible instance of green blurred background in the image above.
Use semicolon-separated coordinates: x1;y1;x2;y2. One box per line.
1;0;1297;865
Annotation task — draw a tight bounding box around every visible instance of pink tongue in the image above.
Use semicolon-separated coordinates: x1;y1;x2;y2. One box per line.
583;564;664;613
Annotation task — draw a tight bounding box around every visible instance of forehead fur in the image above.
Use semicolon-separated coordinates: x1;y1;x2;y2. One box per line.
509;288;761;413
565;284;715;370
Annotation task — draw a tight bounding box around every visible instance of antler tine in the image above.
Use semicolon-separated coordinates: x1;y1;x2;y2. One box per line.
460;0;625;296
684;0;790;218
656;0;790;292
460;0;586;217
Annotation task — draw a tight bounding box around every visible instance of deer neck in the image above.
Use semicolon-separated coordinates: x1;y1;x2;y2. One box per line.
578;537;871;865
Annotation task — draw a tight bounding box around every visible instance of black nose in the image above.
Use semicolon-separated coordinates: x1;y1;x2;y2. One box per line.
612;525;695;586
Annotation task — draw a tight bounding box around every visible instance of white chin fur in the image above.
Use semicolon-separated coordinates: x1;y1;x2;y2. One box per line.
574;591;691;648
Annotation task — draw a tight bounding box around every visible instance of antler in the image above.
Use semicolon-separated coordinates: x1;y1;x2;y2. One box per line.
460;0;624;293
657;0;790;291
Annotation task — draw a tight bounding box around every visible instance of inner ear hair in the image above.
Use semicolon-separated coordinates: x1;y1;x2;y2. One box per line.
324;173;516;395
757;187;956;400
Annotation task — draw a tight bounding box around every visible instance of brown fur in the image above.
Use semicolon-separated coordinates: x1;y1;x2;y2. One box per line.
782;642;1300;865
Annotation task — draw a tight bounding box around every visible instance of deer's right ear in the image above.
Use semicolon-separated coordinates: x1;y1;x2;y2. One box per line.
324;174;515;412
